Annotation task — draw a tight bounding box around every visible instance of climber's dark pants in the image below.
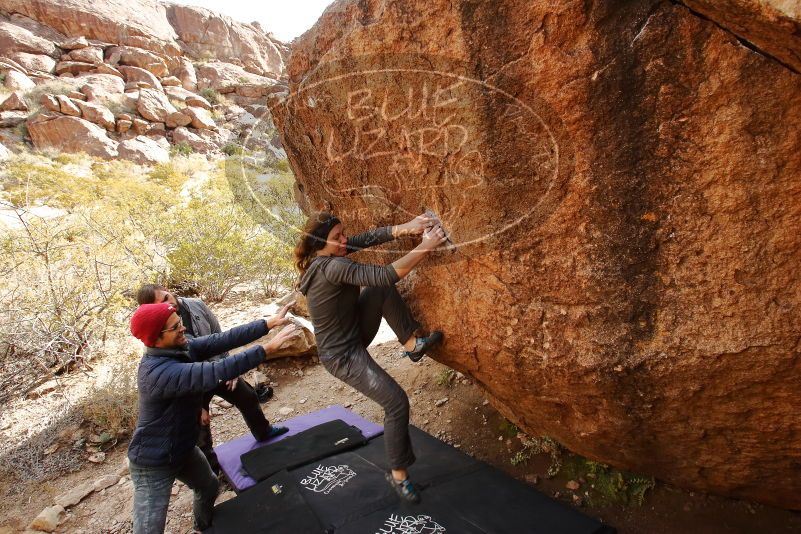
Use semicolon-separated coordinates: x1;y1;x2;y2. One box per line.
198;377;271;474
322;285;420;470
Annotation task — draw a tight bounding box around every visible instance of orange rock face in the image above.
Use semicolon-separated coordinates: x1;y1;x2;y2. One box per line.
271;0;801;509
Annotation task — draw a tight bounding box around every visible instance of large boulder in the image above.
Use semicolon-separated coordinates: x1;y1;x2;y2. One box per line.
3;69;36;91
164;3;284;77
175;57;197;91
0;18;59;57
7;52;56;73
117;135;169;164
136;88;177;122
65;46;104;65
182;106;215;130
74;100;115;131
0;92;27;112
27;114;119;158
77;73;126;99
105;45;169;77
118;65;163;91
0;0;181;57
678;1;801;74
172;126;216;153
196;61;276;94
272;0;801;509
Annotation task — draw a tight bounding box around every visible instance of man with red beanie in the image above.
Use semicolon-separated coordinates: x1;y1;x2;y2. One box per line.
127;302;298;534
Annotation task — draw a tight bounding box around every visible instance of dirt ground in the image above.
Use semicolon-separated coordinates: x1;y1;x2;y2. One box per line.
1;324;800;533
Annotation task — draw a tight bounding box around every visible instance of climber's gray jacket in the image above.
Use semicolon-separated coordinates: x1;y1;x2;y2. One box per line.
298;226;399;357
127;320;268;467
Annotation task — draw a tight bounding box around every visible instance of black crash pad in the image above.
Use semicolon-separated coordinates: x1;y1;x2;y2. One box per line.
210;422;616;534
241;419;367;482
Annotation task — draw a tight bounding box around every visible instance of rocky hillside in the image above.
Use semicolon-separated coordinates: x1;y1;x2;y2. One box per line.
271;0;801;510
0;0;289;163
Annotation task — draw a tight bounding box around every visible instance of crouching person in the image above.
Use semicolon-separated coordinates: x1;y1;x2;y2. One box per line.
127;302;298;534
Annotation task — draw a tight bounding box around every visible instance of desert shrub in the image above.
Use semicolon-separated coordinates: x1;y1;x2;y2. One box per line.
80;356;139;437
562;458;656;507
199;87;222;105
22;79;75;112
170;141;194;157
511;434;563;477
0;205;147;402
222;143;244;156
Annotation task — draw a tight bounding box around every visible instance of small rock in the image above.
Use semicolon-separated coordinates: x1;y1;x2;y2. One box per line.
482;399;489;406
525;474;540;485
553;491;562;499
87;452;106;463
171;484;180;496
55;483;94;508
93;474;120;492
218;400;233;409
278;406;293;416
572;494;584;506
566;480;580;491
435;397;449;407
299;398;307;404
29;505;64;532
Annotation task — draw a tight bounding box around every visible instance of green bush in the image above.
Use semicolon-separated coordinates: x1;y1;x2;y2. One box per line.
199;87;222;106
169;141;194;157
222;143;244;156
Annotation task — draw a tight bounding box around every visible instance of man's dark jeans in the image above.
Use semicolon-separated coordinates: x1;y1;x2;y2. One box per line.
130;446;219;534
199;377;270;473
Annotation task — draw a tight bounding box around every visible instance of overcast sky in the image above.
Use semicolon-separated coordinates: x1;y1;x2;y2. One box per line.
167;0;334;42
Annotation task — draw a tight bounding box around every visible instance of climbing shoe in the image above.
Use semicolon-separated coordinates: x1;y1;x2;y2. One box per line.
385;472;421;504
264;425;289;440
404;331;443;362
255;383;274;403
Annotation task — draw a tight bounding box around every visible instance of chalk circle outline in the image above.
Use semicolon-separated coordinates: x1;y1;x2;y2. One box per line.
232;58;568;254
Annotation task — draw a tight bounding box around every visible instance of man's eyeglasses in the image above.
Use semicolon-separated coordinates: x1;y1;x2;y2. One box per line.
161;320;183;333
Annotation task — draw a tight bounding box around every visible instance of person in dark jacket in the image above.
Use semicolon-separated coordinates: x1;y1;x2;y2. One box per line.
128;302;298;534
135;284;288;474
295;211;447;504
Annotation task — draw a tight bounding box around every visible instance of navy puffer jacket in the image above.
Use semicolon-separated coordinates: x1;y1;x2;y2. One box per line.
127;320;268;467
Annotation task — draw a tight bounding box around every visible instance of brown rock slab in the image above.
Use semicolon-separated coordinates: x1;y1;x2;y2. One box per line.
55;95;81;116
54;482;93;508
60;36;89;50
131;117;149;134
39;94;60;112
75;100;116;131
7;52;56;74
175;57;197;91
4;0;182;58
28;115;118;158
66;46;104;65
28;505;64;532
55;60;96;76
161;75;181;87
93;474;121;492
0;92;28;112
196;61;275;93
0;110;28;127
4;69;36;91
182;106;215;130
0;19;59;57
164;3;285;77
137;88;177;122
262;324;317;359
171;126;216;153
273;0;801;510
116;119;132;133
93;63;124;78
679;0;801;74
276;290;309;318
118;65;163;92
165;110;191;128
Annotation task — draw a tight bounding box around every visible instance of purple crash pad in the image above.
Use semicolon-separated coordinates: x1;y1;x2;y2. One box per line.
215;404;384;492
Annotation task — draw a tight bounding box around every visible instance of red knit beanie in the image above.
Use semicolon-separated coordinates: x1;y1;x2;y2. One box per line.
130;303;178;347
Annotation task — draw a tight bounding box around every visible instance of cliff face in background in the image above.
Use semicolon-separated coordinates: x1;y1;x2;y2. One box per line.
272;0;801;509
0;0;288;162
